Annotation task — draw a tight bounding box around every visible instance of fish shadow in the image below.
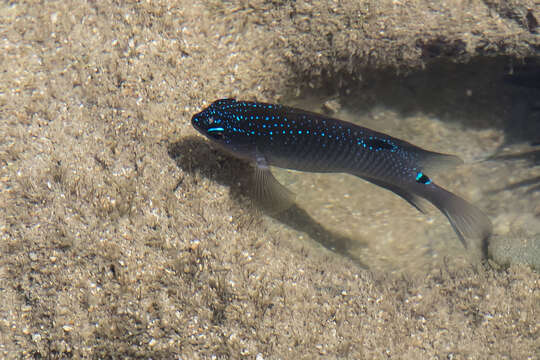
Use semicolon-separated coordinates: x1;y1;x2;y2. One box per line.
486;144;540;194
168;136;368;268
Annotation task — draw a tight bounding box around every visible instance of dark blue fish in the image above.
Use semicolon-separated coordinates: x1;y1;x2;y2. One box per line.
192;98;492;246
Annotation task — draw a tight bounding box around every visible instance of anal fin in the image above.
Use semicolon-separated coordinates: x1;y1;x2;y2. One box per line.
361;176;431;214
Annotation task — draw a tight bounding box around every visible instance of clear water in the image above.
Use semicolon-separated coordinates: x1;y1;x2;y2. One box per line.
266;61;540;274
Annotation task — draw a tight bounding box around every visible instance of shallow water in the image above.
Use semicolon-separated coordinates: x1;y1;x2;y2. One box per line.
264;70;540;274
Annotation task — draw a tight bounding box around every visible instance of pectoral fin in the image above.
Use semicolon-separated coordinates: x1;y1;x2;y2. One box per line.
253;150;295;213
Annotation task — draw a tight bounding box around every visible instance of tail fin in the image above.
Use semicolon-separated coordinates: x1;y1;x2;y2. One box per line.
422;183;492;247
396;148;492;245
360;177;492;247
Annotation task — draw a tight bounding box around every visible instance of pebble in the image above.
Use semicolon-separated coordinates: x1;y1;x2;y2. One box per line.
322;99;341;114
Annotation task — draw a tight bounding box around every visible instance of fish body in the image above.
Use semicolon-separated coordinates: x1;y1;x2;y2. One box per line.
192;98;492;245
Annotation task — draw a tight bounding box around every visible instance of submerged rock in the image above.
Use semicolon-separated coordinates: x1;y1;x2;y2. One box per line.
489;213;540;271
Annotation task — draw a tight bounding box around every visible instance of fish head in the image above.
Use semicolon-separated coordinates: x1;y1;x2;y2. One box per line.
191;99;256;160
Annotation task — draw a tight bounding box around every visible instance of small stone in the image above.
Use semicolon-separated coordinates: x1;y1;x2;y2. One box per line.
62;324;73;332
189;238;200;250
323;99;341;114
29;252;38;261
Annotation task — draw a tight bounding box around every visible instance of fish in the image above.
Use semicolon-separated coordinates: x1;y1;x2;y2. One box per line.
191;98;492;246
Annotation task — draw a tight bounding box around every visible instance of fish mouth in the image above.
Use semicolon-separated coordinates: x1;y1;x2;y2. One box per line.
191;114;205;132
191;120;217;142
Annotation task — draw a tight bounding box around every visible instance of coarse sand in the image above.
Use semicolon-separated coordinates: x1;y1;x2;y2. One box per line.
0;1;538;358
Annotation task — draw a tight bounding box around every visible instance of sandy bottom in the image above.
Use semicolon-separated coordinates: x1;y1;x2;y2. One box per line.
1;1;538;358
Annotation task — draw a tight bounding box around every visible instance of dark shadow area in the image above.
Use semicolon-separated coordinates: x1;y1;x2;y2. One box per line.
488;175;540;194
271;205;368;268
297;56;540;198
486;143;540;194
297;56;540;144
168;136;253;194
487;146;540;164
168;136;368;268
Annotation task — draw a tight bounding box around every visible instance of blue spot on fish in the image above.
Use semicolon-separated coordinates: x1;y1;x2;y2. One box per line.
416;172;431;185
